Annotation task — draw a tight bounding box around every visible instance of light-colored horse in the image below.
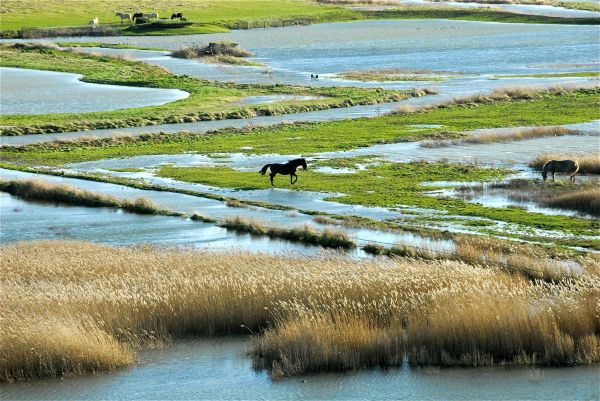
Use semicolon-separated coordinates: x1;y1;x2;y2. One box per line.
115;12;132;24
88;17;99;28
143;12;159;19
542;159;579;182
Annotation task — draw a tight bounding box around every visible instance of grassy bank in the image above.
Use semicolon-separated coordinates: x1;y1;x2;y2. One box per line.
2;87;597;165
0;178;174;215
338;68;453;82
0;44;412;136
421;126;578;148
220;216;355;249
2;0;597;40
155;161;599;236
1;241;597;381
0;0;359;32
361;7;600;24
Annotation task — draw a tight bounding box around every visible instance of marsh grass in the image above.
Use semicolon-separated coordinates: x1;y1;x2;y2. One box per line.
530;153;600;174
1;241;598;381
421;126;578;148
251;314;404;379
365;235;587;282
220;216;356;249
545;187;600;216
338;68;453;82
472;179;600;216
0;178;171;215
171;42;260;66
190;212;217;223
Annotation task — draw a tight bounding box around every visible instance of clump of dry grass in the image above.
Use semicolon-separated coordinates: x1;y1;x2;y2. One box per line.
421;126;578;148
190;211;217;223
251;314;404;379
530;153;600;174
1;242;598;382
171;42;255;65
220;216;355;249
545;187;600;216
0;179;171;215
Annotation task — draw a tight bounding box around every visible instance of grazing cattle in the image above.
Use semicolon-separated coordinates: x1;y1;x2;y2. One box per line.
143;12;159;19
171;12;184;20
260;158;308;186
542;159;579;182
115;12;132;24
88;17;99;28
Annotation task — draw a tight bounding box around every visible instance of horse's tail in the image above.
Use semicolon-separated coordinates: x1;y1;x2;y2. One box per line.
259;164;272;175
572;160;579;175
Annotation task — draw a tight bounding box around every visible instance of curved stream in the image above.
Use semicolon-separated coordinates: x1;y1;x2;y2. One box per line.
0;67;188;115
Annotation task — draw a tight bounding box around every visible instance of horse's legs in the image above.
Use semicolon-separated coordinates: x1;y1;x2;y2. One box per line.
291;174;298;184
552;172;555;181
270;172;276;186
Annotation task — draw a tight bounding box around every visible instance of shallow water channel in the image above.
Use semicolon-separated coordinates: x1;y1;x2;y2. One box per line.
1;337;598;400
0;67;188;115
0;168;455;256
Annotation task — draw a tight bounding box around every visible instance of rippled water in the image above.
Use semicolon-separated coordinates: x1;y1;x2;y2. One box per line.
1;338;598;400
0;67;189;115
54;20;600;86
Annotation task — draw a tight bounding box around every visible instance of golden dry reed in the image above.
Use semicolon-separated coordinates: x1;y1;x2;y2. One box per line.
0;178;170;215
530;153;600;175
421;126;577;148
1;241;598;381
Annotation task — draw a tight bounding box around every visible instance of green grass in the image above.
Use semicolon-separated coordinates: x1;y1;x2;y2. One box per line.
0;45;411;135
0;0;359;31
338;69;451;82
556;1;600;11
156;161;599;235
1;0;597;39
3;88;597;166
495;71;600;79
361;7;600;24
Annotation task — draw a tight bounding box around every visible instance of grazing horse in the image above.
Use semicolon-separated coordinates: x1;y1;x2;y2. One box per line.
115;12;132;24
260;158;308;186
132;12;144;21
88;17;99;28
171;12;184;19
143;12;159;19
542;159;579;182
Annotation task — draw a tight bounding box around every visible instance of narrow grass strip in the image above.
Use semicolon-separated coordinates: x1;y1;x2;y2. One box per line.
0;178;175;216
220;216;356;249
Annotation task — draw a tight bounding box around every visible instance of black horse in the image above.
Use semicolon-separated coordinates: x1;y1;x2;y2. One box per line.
259;158;307;186
171;12;184;19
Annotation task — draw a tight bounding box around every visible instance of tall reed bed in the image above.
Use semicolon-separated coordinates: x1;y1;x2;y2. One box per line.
0;178;172;215
220;216;356;249
530;153;600;174
1;241;598;381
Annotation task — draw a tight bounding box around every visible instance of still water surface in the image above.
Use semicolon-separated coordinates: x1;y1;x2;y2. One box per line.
1;338;598;400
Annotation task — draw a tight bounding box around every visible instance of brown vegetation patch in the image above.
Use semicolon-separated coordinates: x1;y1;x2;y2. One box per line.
530;153;600;174
1;241;598;382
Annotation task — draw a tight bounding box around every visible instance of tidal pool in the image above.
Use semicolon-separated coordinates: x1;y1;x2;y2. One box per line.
1;337;598;400
0;67;189;115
